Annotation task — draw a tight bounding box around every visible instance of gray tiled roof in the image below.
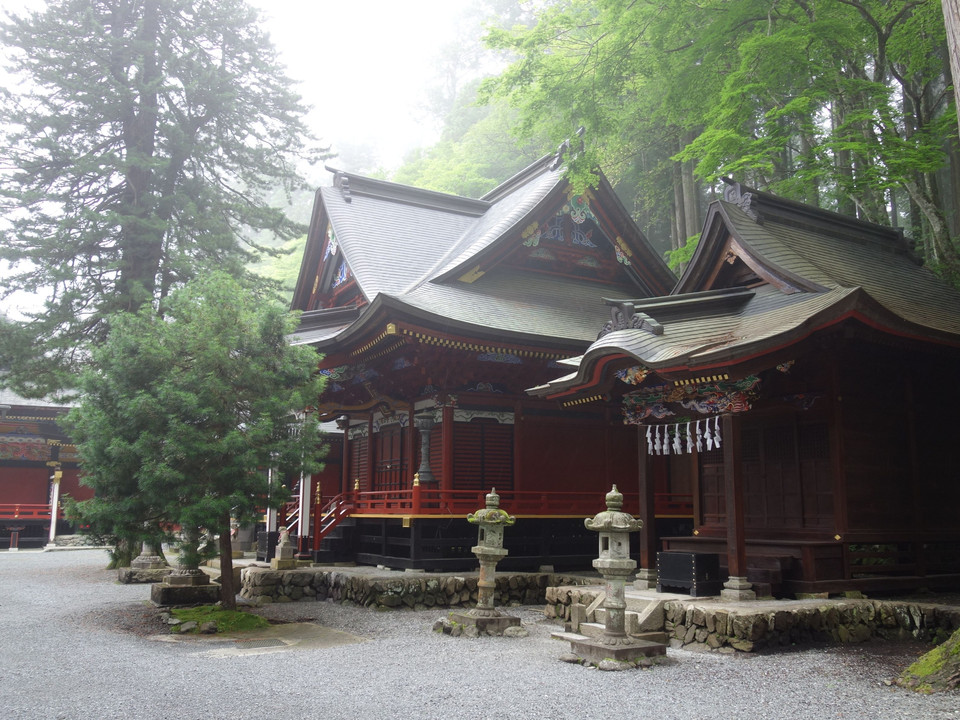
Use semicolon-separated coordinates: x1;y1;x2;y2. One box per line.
321;185;480;300
532;194;960;395
398;268;643;343
302;157;665;349
718;200;960;336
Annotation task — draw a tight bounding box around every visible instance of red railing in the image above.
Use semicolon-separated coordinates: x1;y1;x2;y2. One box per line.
307;489;692;552
316;488;692;520
311;493;356;550
0;504;60;521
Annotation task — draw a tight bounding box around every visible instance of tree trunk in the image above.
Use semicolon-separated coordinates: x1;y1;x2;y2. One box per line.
902;176;960;277
681;130;701;239
114;0;165;311
832;99;856;217
218;513;237;611
943;0;960;136
671;158;685;251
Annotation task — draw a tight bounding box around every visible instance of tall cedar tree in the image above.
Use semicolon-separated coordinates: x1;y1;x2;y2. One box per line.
0;0;322;396
65;273;326;608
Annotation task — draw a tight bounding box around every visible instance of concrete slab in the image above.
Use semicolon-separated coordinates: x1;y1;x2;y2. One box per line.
151;622;367;657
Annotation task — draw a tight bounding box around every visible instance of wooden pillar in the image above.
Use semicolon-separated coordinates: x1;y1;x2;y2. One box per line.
441;405;454;493
513;401;522;492
635;425;658;588
340;426;350;496
406;402;416;487
721;413;755;600
366;414;374;492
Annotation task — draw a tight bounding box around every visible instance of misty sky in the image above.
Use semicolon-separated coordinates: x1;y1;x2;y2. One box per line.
251;0;478;173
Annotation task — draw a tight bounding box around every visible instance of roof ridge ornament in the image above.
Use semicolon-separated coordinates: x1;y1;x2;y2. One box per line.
328;167;352;203
721;177;758;221
550;126;586;171
597;301;664;340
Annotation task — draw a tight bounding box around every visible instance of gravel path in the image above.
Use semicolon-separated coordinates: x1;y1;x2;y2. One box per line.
1;550;957;720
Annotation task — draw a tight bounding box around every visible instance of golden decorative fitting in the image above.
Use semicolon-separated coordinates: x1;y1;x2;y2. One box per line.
693;529;700;536
413;473;420;487
353;478;360;491
834;534;842;541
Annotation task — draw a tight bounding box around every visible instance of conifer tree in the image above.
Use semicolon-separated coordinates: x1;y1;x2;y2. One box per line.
0;0;323;396
65;272;326;607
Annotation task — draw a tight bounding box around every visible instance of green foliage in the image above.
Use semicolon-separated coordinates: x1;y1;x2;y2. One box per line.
64;272;327;562
392;85;544;196
0;0;327;396
170;605;269;634
483;0;959;275
665;237;700;274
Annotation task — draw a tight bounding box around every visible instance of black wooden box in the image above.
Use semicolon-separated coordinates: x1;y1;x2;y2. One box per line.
657;551;722;597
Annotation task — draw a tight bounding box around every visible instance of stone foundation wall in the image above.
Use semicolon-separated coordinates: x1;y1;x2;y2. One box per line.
546;586;960;653
240;567;592;610
661;600;960;653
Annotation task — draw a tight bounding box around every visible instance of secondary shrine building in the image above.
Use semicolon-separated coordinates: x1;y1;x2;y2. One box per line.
533;180;960;596
0;387;87;549
290;156;960;596
289;153;682;570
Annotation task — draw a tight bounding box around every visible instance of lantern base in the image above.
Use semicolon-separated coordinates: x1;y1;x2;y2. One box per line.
568;636;667;664
448;611;520;635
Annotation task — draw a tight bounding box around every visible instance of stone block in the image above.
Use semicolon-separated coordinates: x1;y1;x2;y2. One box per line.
568;637;667;665
150;582;220;606
118;567;172;584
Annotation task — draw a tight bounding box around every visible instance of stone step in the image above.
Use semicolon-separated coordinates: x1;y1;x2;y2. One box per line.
556;624;670;646
596;600;666;633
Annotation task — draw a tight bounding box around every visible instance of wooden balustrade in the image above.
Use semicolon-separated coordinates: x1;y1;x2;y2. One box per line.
0;504;59;520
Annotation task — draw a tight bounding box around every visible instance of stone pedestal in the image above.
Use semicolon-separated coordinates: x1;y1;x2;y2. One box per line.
119;566;172;584
721;575;757;602
150;570;219;605
447;611;521;635
633;567;658;590
270;526;297;570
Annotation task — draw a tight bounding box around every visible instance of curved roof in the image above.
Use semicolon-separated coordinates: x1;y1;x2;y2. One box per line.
533;185;960;398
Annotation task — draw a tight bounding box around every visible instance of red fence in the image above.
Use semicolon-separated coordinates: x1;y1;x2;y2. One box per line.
0;504;60;521
320;488;692;519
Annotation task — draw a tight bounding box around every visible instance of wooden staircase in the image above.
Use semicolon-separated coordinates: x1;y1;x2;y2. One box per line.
311;494;356;563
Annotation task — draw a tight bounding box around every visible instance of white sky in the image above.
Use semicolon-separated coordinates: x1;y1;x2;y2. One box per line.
252;0;478;173
0;0;482;172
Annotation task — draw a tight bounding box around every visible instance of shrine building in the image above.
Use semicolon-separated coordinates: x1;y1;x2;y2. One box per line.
289;154;960;596
531;180;960;596
288;152;682;570
0;387;86;549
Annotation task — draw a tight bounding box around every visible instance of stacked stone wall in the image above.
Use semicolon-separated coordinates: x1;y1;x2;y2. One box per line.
240;567;591;610
546;585;960;653
660;600;960;653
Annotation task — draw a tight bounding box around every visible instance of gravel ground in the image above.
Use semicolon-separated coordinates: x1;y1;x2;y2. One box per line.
1;550;957;720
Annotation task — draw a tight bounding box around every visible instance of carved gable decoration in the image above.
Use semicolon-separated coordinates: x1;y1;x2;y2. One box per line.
507;193;630;284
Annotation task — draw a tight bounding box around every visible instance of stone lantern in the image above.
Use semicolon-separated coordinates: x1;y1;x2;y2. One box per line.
448;488;520;634
568;485;666;664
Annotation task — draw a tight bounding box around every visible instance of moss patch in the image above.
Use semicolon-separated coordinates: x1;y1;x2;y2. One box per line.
171;605;270;634
897;627;960;693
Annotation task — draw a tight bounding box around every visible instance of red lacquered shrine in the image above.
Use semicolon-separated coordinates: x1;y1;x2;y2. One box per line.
0;389;87;548
288;153;682;570
533;181;960;596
